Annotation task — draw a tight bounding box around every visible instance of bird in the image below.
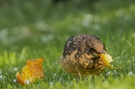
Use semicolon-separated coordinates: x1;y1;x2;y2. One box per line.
61;34;115;77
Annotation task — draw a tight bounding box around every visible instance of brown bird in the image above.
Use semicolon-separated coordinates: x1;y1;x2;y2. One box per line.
61;34;115;77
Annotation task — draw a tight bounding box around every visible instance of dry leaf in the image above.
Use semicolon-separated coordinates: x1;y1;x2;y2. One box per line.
16;58;44;85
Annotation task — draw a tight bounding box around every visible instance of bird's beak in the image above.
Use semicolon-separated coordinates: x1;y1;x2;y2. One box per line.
97;50;105;54
99;53;114;68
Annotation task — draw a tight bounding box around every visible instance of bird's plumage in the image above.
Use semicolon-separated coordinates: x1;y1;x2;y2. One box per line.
61;34;113;76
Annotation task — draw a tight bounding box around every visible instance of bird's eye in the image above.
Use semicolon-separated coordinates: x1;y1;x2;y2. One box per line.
89;48;96;53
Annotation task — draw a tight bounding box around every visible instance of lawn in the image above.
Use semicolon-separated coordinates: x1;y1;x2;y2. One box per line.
0;0;135;89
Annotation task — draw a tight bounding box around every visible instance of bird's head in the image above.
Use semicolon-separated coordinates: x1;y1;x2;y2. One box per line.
80;35;114;68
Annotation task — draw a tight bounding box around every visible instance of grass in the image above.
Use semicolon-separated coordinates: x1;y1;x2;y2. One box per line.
0;0;135;89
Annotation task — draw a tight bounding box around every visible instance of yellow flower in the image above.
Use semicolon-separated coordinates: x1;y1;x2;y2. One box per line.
100;53;113;68
16;58;44;85
100;54;120;69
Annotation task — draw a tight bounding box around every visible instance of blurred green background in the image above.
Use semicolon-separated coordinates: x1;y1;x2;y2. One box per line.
0;0;135;88
0;0;135;51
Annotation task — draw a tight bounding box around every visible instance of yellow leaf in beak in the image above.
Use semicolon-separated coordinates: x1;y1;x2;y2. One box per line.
100;53;114;68
16;58;44;85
